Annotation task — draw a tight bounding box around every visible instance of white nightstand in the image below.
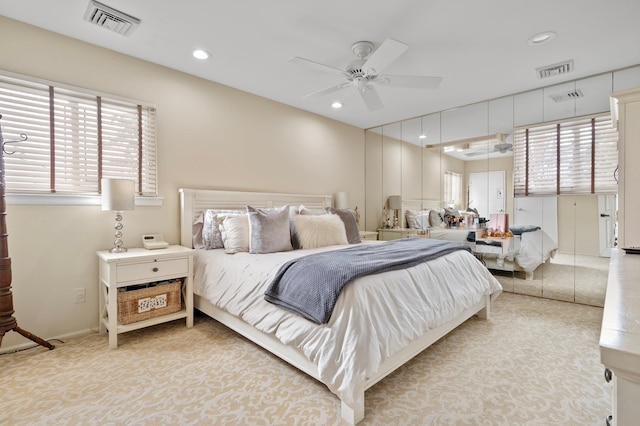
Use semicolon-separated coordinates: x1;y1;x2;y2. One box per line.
97;245;194;349
360;231;378;240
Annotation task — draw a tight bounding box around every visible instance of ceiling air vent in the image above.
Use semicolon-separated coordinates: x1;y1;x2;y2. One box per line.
550;89;584;103
536;60;573;79
83;0;140;36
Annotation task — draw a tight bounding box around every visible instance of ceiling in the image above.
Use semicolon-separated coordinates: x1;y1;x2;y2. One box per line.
1;0;640;130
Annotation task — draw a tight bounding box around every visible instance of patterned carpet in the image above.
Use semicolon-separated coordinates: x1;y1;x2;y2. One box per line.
493;253;609;307
1;293;609;425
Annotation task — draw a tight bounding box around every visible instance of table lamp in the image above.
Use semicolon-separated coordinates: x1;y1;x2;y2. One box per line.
101;178;135;253
388;195;402;228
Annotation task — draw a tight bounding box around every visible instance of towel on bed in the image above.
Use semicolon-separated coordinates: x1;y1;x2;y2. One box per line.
264;238;472;324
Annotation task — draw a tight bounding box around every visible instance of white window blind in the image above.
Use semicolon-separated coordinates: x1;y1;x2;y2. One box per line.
0;73;157;196
513;113;618;196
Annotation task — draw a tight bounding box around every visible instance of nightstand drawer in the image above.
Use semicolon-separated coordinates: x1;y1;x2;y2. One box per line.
117;258;189;283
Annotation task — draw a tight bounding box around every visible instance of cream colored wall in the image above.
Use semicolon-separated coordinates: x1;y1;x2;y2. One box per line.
0;17;364;351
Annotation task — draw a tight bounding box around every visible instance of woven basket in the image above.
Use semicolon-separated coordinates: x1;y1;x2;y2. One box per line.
117;280;182;325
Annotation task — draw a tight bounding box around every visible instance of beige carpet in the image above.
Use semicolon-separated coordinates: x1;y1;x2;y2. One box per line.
1;293;609;425
493;253;609;307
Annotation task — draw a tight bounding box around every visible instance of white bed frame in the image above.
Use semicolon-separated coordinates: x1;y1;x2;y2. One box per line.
179;188;491;424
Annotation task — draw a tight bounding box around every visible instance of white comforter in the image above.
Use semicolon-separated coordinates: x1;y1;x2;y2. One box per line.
193;241;502;407
429;227;558;272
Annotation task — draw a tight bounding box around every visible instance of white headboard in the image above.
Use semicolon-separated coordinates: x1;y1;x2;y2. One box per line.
402;198;442;212
179;188;333;247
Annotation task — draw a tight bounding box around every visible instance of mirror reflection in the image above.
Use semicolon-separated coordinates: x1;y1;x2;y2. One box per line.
364;99;613;308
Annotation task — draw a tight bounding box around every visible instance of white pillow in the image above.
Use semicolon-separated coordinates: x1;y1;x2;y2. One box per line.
217;214;250;254
293;214;348;249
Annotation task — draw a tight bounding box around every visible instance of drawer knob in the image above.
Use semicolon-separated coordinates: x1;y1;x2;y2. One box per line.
152;267;159;272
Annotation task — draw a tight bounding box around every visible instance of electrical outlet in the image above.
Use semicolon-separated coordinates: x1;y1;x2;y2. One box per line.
74;288;86;304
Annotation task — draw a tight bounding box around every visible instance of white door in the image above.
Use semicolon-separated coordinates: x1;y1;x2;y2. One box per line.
513;196;558;244
598;195;617;257
468;171;505;218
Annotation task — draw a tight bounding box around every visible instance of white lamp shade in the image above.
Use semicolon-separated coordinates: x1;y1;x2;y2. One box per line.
101;178;135;211
388;195;402;210
334;192;350;210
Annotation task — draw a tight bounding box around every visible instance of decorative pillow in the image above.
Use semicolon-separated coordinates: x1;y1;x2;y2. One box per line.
444;207;460;218
217;214;250;254
247;205;293;254
325;207;361;244
192;213;205;249
429;209;444;227
293;214;348;249
202;209;243;249
415;210;431;229
298;205;327;215
405;210;418;229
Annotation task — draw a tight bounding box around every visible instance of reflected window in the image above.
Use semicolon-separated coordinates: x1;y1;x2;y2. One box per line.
444;170;462;208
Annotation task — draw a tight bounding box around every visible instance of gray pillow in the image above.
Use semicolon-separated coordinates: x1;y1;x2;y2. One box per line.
325;207;361;244
247;205;293;254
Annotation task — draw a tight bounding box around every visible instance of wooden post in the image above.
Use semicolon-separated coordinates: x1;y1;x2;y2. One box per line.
0;114;53;350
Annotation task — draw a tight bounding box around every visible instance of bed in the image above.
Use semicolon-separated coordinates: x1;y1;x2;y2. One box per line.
179;188;502;423
428;226;557;280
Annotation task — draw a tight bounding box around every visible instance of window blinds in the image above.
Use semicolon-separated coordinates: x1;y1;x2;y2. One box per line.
0;73;157;196
513;113;618;196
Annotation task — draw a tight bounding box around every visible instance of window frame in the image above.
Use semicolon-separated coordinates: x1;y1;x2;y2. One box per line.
0;70;161;206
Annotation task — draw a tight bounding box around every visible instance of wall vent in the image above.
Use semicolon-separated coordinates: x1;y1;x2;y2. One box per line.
83;0;140;36
549;89;584;103
536;60;573;79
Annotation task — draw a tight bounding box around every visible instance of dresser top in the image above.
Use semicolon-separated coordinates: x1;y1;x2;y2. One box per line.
600;248;640;377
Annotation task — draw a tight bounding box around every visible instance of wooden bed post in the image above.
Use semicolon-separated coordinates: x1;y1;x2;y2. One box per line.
341;392;364;425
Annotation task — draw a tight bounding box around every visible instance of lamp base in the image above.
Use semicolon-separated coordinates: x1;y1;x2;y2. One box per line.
109;211;127;253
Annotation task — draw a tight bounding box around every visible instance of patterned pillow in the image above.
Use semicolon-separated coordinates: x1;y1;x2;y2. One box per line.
202;209;243;249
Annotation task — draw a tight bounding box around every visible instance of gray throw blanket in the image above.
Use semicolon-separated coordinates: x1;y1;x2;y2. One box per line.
264;238;471;324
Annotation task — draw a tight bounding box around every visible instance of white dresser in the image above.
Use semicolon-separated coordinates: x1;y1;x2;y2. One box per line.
600;249;640;425
600;87;640;425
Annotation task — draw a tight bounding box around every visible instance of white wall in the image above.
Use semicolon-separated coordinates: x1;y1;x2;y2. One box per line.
0;17;365;351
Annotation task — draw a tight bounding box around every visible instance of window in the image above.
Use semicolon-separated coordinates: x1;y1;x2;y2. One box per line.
443;170;462;209
513;113;618;196
0;72;157;197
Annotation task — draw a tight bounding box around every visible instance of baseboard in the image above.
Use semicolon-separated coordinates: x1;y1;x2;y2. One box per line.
0;328;95;355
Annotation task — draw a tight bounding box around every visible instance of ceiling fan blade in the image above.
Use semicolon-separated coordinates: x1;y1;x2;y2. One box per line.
301;82;352;99
359;86;384;111
376;75;442;89
362;39;408;75
289;56;349;77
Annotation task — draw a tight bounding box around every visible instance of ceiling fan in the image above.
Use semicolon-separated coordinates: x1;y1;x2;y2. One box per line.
464;142;513;157
289;39;442;111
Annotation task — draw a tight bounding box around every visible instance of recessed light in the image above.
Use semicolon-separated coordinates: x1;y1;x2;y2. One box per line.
527;31;556;46
331;101;343;109
192;49;210;60
418;134;427;139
